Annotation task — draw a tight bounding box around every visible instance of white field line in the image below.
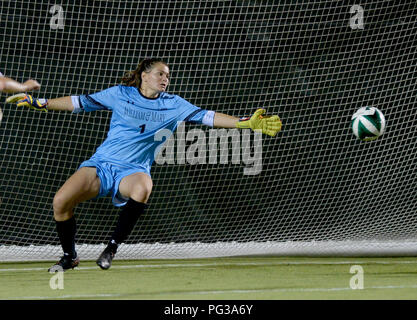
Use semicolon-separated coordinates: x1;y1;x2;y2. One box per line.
0;260;417;273
5;284;417;300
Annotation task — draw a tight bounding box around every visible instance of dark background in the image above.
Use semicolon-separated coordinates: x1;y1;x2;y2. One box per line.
0;1;416;248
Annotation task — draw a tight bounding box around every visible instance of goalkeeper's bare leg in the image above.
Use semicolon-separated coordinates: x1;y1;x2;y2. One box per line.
48;167;100;272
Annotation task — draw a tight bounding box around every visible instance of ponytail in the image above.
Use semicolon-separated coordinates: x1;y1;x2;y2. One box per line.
121;58;168;88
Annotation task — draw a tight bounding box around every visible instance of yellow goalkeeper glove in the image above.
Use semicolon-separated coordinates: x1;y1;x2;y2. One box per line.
236;108;282;136
5;93;48;112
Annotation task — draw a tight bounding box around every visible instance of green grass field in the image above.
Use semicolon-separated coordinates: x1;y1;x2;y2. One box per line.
0;257;416;300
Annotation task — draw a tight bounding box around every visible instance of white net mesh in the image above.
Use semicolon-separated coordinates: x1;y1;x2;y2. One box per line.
0;1;416;261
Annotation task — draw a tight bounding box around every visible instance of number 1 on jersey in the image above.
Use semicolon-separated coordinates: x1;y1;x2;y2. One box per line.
139;124;146;134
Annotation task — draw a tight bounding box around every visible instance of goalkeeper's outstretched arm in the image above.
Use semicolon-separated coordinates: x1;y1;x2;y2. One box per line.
213;112;239;128
5;94;74;112
46;96;74;112
213;109;282;137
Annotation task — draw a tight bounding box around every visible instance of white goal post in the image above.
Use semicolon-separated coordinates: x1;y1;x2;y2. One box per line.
0;1;416;261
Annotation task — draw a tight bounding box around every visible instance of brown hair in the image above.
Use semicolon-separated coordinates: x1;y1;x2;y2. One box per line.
120;58;168;88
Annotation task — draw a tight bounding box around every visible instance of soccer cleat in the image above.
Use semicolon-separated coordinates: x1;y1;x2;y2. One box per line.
48;253;80;273
96;248;115;270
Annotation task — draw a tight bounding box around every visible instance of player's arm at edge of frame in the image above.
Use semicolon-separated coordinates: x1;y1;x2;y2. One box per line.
0;77;40;93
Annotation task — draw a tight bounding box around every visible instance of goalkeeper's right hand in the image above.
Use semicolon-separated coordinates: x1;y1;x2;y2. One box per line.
6;93;48;112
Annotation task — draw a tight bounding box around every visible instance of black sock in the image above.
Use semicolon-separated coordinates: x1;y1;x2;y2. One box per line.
55;216;77;257
107;198;148;254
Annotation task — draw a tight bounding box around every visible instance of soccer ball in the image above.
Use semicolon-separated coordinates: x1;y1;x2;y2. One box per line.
351;107;386;141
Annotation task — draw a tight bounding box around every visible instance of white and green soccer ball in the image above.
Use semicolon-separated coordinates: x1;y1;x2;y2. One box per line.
351;107;386;141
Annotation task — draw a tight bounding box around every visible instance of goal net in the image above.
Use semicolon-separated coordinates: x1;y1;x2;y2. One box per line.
0;1;416;261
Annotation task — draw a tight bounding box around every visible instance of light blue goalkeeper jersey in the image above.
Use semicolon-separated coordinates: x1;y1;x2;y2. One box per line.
75;85;209;174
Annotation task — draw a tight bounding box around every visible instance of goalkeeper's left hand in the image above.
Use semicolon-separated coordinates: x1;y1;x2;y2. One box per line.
5;93;48;112
236;108;282;136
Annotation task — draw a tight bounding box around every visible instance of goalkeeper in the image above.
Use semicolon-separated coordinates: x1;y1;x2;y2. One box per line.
6;59;282;272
